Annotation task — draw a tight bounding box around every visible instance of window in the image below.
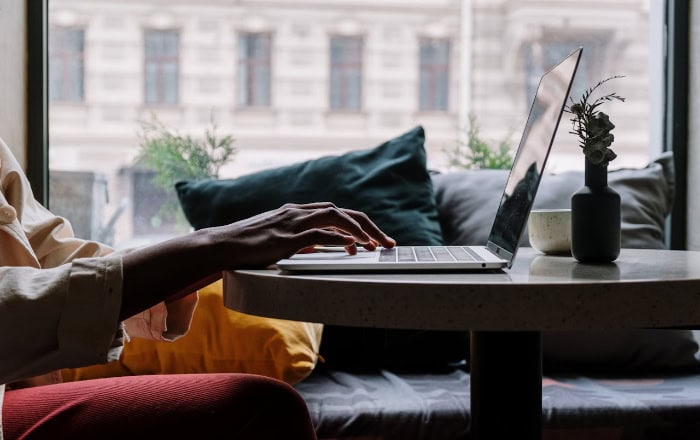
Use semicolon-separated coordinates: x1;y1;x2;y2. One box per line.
39;1;661;249
238;33;272;107
49;27;84;102
330;36;363;110
419;39;450;111
144;29;179;105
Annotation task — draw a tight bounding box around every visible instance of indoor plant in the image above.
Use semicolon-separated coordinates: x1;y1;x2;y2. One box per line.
567;76;625;262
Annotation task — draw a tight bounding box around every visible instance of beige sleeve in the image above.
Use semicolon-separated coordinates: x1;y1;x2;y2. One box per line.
0;255;124;385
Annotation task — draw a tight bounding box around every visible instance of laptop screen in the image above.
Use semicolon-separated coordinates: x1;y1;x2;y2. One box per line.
486;47;582;266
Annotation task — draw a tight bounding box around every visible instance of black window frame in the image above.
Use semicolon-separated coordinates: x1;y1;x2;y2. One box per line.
665;0;689;250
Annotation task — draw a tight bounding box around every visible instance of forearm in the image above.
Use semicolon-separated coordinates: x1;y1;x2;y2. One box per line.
118;203;396;321
119;228;224;321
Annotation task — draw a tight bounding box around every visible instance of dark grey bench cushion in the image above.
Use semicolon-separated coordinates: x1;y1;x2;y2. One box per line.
297;367;700;440
297;367;469;440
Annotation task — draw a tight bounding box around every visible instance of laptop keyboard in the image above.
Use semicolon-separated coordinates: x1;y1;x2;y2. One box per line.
379;246;485;263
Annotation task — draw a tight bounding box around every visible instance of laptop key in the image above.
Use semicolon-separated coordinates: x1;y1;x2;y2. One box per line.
431;246;456;261
463;246;486;262
447;246;475;261
398;247;417;262
414;246;436;261
379;248;397;262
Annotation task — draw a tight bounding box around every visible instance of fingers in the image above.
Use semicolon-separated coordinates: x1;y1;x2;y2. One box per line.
285;203;396;248
300;207;373;244
294;229;356;253
339;208;396;248
297;245;317;254
284;202;337;210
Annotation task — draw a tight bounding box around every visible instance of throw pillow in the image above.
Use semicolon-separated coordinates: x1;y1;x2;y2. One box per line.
175;125;443;246
62;280;323;384
433;152;674;250
432;152;700;373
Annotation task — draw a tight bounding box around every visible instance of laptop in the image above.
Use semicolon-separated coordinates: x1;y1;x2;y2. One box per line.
276;47;582;272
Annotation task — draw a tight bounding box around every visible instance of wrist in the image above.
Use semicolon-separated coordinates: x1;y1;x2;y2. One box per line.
195;225;230;273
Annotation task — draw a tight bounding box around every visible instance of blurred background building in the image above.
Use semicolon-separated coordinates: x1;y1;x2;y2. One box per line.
47;0;657;247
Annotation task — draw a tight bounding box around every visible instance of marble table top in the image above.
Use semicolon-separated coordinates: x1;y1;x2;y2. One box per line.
223;247;700;331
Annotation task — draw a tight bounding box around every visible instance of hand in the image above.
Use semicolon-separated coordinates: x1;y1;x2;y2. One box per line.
120;202;395;320
210;202;396;269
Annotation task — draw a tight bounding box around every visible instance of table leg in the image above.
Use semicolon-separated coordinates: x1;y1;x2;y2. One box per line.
469;331;542;440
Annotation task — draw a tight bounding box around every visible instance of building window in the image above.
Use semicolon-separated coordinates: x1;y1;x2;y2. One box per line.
525;40;595;107
330;36;363;110
238;32;272;107
144;29;179;105
419;38;450;111
49;27;85;102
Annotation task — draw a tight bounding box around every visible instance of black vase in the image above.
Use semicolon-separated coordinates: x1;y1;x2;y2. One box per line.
571;159;621;262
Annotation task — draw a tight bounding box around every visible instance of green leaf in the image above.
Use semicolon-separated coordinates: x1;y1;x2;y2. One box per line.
443;113;514;170
134;113;237;227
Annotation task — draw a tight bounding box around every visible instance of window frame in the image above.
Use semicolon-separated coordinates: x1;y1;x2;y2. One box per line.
665;0;689;250
27;0;49;206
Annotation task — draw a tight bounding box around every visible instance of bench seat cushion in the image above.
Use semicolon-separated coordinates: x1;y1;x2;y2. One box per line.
296;367;700;440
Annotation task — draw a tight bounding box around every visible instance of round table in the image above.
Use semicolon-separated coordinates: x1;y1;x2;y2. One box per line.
223;247;700;440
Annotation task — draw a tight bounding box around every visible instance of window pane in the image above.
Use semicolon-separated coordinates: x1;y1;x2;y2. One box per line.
49;27;84;102
238;33;271;107
330;36;363;110
47;1;656;249
419;39;450;111
144;30;179;105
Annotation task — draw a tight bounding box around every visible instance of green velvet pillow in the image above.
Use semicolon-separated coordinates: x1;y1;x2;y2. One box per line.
175;125;443;246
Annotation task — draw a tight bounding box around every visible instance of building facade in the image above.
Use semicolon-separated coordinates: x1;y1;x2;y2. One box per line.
47;0;653;245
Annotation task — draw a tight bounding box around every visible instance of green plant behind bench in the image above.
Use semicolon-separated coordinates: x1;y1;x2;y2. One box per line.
134;114;237;231
444;113;514;170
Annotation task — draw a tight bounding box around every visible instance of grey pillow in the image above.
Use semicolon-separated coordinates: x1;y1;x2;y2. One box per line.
432;151;674;250
432;152;700;373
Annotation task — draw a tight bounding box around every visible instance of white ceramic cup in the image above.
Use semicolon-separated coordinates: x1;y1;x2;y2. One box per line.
527;208;572;255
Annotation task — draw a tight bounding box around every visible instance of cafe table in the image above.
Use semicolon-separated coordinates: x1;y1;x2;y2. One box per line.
223;247;700;440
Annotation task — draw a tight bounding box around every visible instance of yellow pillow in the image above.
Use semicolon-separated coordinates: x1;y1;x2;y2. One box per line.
61;280;323;385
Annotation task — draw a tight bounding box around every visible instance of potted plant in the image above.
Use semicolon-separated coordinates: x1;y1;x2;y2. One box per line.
567;76;625;262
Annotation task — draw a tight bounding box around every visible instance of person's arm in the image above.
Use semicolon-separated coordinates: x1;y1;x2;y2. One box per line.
119;202;395;321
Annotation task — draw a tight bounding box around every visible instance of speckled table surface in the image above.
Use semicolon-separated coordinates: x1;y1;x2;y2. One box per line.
223;247;700;331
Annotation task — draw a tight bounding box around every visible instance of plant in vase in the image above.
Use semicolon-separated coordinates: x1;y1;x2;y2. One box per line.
566;76;625;262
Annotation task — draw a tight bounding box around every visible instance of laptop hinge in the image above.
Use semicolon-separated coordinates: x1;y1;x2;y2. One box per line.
486;241;515;268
